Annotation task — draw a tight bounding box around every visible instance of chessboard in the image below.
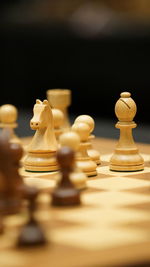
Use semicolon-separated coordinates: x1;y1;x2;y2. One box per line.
1;136;150;267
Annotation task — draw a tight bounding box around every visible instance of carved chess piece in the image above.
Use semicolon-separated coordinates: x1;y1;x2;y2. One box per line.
47;89;71;129
52;108;64;141
24;100;59;172
0;104;21;144
110;92;144;171
51;147;81;206
59;131;87;189
17;186;47;247
72;122;97;176
74;115;101;165
0;129;25;215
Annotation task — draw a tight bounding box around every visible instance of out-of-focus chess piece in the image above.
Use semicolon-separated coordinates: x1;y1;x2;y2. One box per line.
0;129;25;215
51;146;81;207
59;131;87;189
74;115;101;165
47;89;71;129
17;186;47;247
72;122;97;177
0;216;3;235
52;108;64;141
0;104;21;144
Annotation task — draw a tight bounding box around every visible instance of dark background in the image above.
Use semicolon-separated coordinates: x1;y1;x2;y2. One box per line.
1;0;150;141
1;4;150;267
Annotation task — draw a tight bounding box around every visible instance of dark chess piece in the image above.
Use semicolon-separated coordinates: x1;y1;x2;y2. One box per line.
51;147;81;206
0;216;4;234
17;186;47;247
0;129;25;215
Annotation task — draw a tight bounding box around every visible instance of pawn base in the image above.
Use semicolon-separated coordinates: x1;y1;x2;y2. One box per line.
88;149;101;166
17;220;47;247
76;160;97;177
52;188;80;206
84;170;97;177
110;164;144;172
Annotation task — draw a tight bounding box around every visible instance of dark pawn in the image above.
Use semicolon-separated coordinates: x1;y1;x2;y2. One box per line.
0;216;4;235
51;147;81;206
17;186;47;247
0;129;25;215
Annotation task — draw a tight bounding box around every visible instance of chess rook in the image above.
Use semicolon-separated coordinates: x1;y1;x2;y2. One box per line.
47;89;71;129
110;92;144;171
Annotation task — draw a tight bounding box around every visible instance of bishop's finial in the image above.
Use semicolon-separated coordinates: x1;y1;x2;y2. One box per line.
115;92;137;122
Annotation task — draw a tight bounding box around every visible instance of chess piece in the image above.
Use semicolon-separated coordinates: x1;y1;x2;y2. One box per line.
51;147;81;206
0;129;25;215
24;100;59;172
59;131;87;189
74;115;101;165
0;104;21;144
0;216;3;234
17;186;47;247
47;89;71;129
52;108;64;141
110;92;144;171
72;122;97;176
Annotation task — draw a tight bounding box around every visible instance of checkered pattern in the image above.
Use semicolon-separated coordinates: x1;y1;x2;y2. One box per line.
1;147;150;267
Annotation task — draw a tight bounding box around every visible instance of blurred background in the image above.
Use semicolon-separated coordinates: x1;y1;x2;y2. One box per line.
1;0;150;141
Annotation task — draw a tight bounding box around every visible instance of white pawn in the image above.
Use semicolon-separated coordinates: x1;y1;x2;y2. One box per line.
0;104;21;145
75;115;100;165
58;131;87;189
52;108;64;141
72;122;97;177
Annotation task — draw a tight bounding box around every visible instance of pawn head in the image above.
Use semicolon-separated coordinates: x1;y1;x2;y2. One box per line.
72;122;90;142
59;131;80;151
0;104;18;124
75;115;95;133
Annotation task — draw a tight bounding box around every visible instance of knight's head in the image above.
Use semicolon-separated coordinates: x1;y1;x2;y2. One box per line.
30;99;52;130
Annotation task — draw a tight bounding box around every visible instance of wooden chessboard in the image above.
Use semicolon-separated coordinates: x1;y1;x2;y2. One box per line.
0;137;150;267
